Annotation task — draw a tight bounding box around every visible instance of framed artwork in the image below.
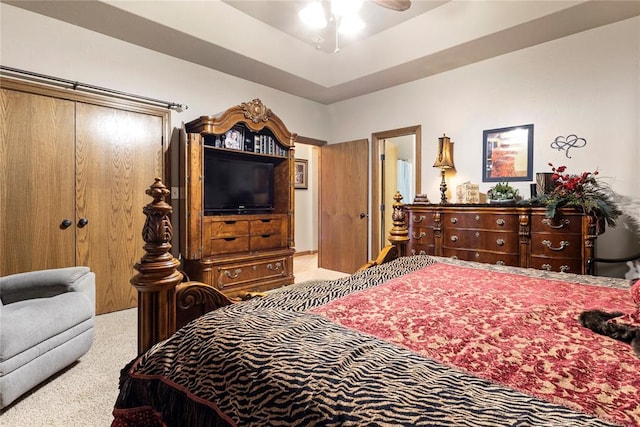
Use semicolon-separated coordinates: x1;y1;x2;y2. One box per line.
224;125;244;150
294;159;308;189
482;124;533;182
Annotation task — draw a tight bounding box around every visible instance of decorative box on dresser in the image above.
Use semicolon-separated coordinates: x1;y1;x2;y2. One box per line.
179;99;296;298
405;204;600;274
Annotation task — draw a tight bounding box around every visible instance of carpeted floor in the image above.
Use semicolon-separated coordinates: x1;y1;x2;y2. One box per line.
0;254;347;426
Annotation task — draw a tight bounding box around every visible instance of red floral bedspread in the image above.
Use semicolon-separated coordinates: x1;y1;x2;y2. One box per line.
311;263;640;426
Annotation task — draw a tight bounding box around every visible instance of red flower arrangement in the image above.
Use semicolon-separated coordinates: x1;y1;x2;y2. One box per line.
539;163;621;227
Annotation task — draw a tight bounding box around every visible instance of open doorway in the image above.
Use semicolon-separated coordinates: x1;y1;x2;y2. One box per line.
371;126;422;256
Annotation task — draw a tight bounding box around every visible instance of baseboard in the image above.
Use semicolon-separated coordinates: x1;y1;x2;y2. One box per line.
294;250;318;257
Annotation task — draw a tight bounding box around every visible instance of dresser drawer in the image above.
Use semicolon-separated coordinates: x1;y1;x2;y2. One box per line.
208;236;250;255
530;213;582;234
408;243;435;256
250;233;286;251
443;229;519;253
208;220;249;238
529;257;582;274
442;212;519;230
444;248;519;267
530;235;581;258
215;256;290;291
251;218;285;235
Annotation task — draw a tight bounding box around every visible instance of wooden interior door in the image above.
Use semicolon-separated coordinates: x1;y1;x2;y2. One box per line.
319;139;368;273
0;88;76;275
76;103;163;314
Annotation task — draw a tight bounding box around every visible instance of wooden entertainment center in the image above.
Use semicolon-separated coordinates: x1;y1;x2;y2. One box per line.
180;99;296;297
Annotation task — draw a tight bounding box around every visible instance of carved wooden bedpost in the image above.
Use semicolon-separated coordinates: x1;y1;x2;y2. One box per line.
388;191;409;257
131;178;183;355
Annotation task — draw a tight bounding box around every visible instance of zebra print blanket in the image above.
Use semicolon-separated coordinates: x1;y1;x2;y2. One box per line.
113;256;632;427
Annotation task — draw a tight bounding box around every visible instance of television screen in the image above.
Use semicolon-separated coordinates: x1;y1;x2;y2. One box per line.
204;154;274;214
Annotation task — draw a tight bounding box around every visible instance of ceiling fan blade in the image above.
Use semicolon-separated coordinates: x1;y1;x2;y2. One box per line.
373;0;411;12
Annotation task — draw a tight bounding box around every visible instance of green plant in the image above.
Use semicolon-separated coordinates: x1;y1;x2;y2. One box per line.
535;163;621;227
488;181;519;200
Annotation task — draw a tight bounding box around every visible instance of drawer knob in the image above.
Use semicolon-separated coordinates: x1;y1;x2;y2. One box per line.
542;240;570;251
412;231;426;240
475;215;480;221
475;232;480;238
450;235;458;242
560;265;570;273
267;262;282;271
475;252;480;259
496;260;505;266
412;215;426;223
542;264;552;271
450;217;458;224
224;268;242;279
451;255;458;260
541;218;570;229
496;238;505;246
496;219;506;226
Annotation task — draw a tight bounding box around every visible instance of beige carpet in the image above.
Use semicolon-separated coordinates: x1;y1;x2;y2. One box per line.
0;255;348;426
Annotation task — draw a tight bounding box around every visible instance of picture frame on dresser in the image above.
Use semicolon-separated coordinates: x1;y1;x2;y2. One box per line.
294;159;308;189
482;124;533;182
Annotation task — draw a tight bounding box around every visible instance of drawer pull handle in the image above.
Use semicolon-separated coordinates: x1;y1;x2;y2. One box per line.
496;219;506;226
261;234;271;238
560;265;570;273
475;232;480;238
542;264;552;271
541;218;570;229
496;238;505;246
224;221;237;225
475;252;480;259
412;231;426;240
223;237;237;242
412;215;426;223
224;268;242;279
267;262;282;271
260;219;271;223
418;250;426;255
451;255;458;260
450;235;458;242
475;215;480;221
542;240;570;251
496;260;505;266
450;217;458;224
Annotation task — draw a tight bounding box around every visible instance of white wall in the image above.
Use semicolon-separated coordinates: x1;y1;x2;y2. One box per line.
293;145;319;253
328;17;640;264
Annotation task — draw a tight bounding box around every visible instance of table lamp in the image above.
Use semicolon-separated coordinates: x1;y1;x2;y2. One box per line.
433;134;455;204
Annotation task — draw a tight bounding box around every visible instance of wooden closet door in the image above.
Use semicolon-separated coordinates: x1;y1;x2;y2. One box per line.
75;103;163;314
0;88;76;275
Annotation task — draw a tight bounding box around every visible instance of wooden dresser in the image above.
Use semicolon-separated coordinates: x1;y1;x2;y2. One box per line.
405;204;600;274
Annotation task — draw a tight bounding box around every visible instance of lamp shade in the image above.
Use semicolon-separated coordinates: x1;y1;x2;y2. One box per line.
433;134;455;169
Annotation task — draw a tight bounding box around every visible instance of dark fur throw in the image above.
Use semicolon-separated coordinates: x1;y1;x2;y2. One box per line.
578;309;640;358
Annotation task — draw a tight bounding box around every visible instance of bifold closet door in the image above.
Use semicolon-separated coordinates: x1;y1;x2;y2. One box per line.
0;89;77;275
75;103;163;314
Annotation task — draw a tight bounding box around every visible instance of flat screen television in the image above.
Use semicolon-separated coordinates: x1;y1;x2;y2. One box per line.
204;154;275;215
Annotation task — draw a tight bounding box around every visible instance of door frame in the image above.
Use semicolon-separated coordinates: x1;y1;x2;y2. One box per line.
371;125;422;256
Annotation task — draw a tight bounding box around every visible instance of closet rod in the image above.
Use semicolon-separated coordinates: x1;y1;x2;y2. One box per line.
0;66;188;112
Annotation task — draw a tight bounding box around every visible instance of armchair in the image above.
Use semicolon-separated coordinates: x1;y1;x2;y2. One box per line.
0;267;95;409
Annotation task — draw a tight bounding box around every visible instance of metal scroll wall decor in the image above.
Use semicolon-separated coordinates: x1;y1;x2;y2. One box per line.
551;134;587;158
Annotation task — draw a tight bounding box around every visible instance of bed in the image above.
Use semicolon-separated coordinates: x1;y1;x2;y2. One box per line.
112;180;639;426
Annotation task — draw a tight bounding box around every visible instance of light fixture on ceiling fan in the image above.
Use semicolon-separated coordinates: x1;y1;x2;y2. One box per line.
299;0;411;52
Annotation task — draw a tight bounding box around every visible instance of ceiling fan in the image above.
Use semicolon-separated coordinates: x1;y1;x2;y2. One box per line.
372;0;411;12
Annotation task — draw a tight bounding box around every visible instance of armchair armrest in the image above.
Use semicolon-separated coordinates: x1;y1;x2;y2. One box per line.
0;267;95;309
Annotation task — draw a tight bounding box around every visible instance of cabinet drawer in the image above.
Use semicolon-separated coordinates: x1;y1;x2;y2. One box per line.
208;220;249;238
442;212;519;230
251;218;285;235
409;226;434;244
408;243;435;256
443;229;518;253
250;233;286;251
530;214;582;234
530;235;581;258
216;257;290;291
444;248;519;267
208;236;250;255
529;257;581;274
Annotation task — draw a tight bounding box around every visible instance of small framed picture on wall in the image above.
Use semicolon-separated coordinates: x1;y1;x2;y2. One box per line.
294;159;308;189
482;124;533;182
